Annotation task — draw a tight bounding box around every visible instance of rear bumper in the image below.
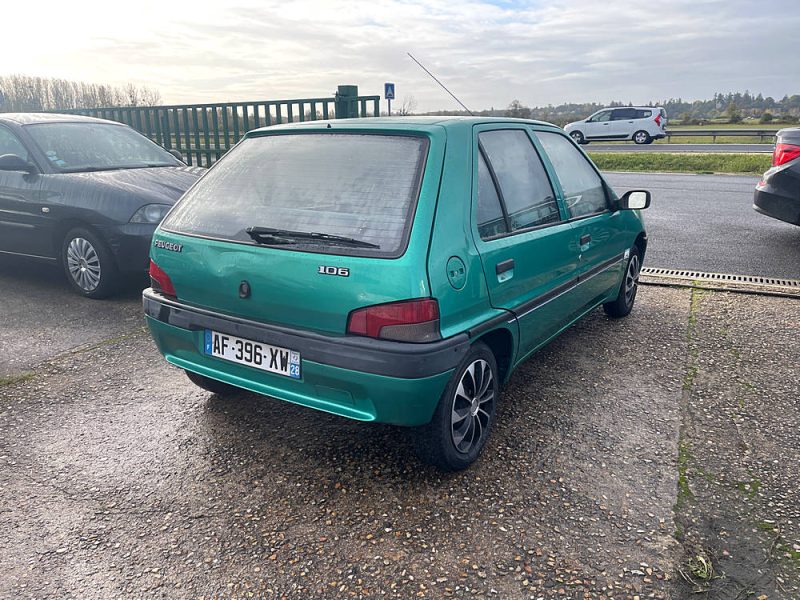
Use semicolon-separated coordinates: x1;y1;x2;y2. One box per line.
143;289;468;425
754;188;800;226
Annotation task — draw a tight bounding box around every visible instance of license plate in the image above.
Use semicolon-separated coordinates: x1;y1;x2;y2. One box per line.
204;330;301;379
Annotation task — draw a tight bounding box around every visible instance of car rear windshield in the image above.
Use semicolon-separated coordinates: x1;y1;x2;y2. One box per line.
25;122;181;172
161;133;428;257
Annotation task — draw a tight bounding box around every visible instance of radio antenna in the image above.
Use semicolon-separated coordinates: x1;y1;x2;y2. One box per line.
407;52;474;116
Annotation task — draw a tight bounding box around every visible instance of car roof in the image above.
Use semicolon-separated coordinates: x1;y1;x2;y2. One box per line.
0;112;123;126
247;116;561;136
594;106;662;111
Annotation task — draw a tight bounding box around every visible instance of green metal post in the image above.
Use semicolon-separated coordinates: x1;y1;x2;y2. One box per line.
335;85;359;119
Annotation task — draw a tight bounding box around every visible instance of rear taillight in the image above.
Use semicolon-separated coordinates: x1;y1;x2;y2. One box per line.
654;114;662;127
347;299;440;342
149;259;177;298
772;142;800;167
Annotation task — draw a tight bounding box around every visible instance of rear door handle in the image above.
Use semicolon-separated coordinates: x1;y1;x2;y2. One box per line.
496;259;515;274
580;234;591;245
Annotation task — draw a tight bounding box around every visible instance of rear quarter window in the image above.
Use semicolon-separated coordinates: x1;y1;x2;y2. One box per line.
161;133;428;257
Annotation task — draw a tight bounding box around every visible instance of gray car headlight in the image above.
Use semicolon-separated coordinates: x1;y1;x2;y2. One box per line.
130;203;171;224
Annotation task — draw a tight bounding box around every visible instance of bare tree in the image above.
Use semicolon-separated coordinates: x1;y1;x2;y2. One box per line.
139;86;162;106
123;83;141;107
396;95;418;116
0;74;162;112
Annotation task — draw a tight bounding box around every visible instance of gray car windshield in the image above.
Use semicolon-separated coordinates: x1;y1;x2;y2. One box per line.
25;122;181;173
161;133;428;257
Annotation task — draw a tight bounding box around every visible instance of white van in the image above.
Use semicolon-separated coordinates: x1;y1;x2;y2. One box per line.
565;107;667;145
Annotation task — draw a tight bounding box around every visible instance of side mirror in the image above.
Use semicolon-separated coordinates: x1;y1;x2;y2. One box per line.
619;189;650;210
0;154;38;174
167;149;185;163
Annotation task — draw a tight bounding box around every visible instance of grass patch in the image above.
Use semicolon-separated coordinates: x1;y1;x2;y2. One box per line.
657;136;772;144
0;372;35;387
687;552;714;581
736;477;761;500
71;327;147;355
676;439;695;509
589;152;771;175
678;548;716;593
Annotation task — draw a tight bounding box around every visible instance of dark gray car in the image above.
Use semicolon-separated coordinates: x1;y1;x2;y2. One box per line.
0;113;203;298
754;127;800;226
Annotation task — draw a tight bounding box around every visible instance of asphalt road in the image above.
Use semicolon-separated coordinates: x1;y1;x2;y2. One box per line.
590;143;771;153
605;172;800;279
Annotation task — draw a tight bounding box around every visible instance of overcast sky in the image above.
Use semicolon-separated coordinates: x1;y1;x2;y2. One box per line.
2;0;797;112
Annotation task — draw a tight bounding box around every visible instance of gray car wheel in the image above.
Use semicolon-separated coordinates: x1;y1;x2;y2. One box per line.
414;342;499;471
570;131;586;145
61;227;120;299
604;247;641;318
633;130;651;145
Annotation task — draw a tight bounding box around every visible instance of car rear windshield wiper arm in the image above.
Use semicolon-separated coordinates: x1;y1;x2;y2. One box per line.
246;227;380;249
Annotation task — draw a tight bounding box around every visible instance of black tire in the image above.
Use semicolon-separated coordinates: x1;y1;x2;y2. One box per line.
633;130;651;145
414;342;499;471
570;131;587;145
604;246;641;318
185;370;242;396
61;227;120;299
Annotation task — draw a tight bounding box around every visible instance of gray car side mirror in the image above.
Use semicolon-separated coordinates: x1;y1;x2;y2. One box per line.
0;154;38;174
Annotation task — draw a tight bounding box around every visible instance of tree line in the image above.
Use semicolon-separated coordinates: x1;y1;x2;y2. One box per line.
423;91;800;126
0;75;162;113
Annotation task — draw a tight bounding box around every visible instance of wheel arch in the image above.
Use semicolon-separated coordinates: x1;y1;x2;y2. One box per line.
54;220;119;267
473;326;516;385
633;231;648;262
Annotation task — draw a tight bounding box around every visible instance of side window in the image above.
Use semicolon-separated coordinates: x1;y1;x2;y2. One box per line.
479;130;560;232
534;131;609;219
0;126;29;161
588;110;612;123
613;108;636;120
635;109;653;119
476;153;507;239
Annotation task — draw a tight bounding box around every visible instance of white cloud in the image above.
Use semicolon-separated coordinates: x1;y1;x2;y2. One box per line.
1;0;796;112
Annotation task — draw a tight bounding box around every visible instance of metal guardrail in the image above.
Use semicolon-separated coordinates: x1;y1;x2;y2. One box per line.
63;85;381;166
664;128;780;143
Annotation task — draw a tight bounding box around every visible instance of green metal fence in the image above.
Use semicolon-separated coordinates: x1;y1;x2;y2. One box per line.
64;85;380;166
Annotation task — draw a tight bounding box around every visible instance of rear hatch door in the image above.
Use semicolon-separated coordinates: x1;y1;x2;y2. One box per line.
152;128;444;336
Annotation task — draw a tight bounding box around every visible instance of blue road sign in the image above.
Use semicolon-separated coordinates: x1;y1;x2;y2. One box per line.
384;83;395;100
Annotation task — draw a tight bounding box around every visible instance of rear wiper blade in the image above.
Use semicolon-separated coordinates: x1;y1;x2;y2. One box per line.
246;227;380;249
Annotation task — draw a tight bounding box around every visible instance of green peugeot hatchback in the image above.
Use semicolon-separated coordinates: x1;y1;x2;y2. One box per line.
144;117;650;471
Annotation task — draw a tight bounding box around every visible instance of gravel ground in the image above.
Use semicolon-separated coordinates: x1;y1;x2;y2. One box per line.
1;286;686;599
673;289;800;598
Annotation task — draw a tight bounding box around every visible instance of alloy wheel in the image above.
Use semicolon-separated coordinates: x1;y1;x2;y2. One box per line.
66;237;102;292
450;359;495;454
625;254;640;306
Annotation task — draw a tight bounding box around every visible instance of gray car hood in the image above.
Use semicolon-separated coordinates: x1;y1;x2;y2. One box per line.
67;165;205;204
